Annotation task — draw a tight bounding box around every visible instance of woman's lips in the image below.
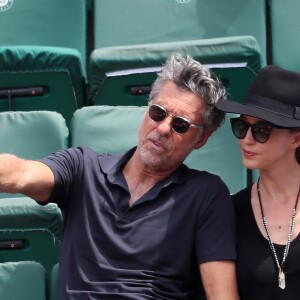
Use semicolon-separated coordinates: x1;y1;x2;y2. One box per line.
242;149;256;158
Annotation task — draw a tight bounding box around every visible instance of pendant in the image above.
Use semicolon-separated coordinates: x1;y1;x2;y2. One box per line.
278;268;286;289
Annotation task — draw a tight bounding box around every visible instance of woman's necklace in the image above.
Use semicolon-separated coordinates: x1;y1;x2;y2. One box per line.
257;178;300;290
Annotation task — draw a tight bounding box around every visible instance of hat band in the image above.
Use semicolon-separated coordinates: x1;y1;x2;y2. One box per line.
245;93;300;121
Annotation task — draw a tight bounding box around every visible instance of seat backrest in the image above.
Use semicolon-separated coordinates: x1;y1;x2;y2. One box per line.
0;197;63;278
0;0;86;71
94;0;266;60
0;261;46;300
71;106;144;154
268;0;300;72
0;46;86;125
88;36;265;106
70;106;246;194
0;110;68;198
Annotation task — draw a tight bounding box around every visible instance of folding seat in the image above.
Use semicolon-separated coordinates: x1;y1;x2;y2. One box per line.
0;111;66;273
0;46;86;126
0;110;68;157
0;197;62;278
0;261;46;300
0;0;86;71
88;37;265;107
0;0;87;122
268;0;300;72
71;106;245;194
94;0;266;58
89;0;266;106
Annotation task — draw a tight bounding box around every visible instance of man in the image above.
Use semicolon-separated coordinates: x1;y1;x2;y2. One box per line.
0;53;239;299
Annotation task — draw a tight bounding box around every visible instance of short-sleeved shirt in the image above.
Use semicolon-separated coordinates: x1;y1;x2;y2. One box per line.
41;147;236;300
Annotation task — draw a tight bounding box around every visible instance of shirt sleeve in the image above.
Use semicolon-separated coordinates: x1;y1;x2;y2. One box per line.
40;147;87;208
194;177;237;264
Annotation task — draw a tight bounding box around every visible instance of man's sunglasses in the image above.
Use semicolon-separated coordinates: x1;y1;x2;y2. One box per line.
148;104;204;134
230;117;285;143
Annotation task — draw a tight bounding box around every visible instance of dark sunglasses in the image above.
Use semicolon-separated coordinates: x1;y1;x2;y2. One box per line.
148;104;204;134
230;117;284;143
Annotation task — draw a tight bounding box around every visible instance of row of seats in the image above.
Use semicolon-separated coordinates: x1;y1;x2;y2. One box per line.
0;107;244;195
0;0;267;66
0;107;244;299
0;261;59;300
0;38;264;126
0;0;298;75
1;0;299;127
2;0;298;72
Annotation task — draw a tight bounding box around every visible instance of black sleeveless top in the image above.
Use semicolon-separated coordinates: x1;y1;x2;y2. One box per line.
233;187;300;300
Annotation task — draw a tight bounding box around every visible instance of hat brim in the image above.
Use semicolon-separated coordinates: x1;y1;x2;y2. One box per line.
216;99;300;128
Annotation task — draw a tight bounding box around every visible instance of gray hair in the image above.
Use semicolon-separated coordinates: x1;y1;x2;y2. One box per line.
149;53;227;132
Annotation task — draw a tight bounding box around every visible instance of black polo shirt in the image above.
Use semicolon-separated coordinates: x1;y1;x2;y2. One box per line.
42;147;236;300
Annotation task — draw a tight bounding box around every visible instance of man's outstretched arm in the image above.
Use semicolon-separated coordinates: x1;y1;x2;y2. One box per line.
0;153;54;202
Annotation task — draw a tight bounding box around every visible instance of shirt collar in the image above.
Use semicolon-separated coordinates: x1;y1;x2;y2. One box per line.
99;146;193;186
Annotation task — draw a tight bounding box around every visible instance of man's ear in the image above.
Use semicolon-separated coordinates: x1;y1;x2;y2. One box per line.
194;130;213;150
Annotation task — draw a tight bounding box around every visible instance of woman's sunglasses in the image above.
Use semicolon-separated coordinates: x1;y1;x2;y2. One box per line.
230;117;284;143
148;104;204;134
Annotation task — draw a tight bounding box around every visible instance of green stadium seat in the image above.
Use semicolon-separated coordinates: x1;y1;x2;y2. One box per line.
90;0;266;107
0;197;62;277
0;46;86;125
0;261;46;300
0;0;87;71
0;110;68;159
70;106;246;194
93;0;266;60
71;106;144;154
50;263;59;300
0;110;68;198
268;0;300;72
0;111;65;279
88;36;265;106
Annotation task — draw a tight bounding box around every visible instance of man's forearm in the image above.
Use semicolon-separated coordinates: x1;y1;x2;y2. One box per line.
0;153;25;193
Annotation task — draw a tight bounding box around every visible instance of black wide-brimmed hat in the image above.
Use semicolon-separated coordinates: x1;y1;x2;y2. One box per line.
216;65;300;128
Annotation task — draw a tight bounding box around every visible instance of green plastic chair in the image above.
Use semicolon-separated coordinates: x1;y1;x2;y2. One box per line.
0;110;68;159
0;111;66;277
0;261;46;300
94;0;266;60
268;0;300;72
0;46;86;126
71;106;246;194
0;0;86;72
0;198;62;278
90;0;266;107
88;36;265;106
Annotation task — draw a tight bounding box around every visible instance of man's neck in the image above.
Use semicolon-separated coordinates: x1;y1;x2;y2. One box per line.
123;152;174;206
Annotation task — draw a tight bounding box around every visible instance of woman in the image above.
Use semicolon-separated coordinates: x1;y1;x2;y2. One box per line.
216;65;300;299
